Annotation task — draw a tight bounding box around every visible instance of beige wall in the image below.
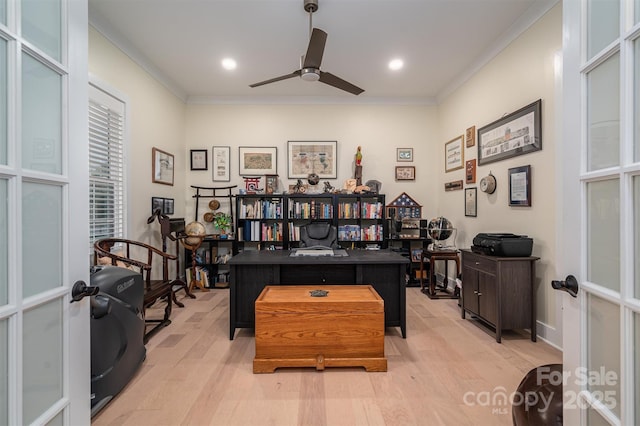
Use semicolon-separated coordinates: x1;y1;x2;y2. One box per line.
87;4;563;347
184;104;439;230
88;26;187;248
436;4;561;341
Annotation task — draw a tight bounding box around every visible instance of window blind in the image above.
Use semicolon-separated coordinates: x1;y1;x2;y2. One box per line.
88;85;125;244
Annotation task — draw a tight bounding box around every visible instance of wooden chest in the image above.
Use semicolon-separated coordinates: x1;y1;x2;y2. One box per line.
254;285;387;373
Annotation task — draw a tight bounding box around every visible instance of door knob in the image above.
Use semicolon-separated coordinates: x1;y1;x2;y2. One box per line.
70;280;99;303
551;275;579;298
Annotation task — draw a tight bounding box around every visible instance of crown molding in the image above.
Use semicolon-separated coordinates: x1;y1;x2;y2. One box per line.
89;13;188;103
186;95;437;106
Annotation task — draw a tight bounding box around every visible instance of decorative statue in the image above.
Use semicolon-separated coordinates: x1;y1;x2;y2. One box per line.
343;178;357;193
355;146;363;166
323;181;334;193
293;179;306;193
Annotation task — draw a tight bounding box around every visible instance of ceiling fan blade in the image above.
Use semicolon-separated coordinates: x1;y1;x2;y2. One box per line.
319;71;364;95
249;70;301;88
302;28;327;69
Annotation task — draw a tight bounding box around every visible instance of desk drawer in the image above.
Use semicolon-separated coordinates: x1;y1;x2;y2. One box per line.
462;252;496;275
280;264;356;284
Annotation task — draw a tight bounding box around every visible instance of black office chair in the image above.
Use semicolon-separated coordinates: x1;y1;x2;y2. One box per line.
299;222;339;248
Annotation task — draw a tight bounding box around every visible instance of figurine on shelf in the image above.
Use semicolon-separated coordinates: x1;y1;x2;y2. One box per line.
323;181;335;193
343;178;357;193
355;146;363;166
293;179;306;194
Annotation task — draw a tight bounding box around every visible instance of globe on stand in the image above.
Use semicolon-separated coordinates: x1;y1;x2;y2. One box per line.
427;217;455;249
307;173;320;193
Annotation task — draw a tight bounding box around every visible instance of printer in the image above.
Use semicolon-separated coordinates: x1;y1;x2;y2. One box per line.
471;233;533;257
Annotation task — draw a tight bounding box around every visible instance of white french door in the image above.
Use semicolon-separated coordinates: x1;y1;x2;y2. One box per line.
1;0;90;424
560;0;640;424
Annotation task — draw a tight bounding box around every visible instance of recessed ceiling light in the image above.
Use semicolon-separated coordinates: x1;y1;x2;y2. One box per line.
222;58;237;70
388;59;404;71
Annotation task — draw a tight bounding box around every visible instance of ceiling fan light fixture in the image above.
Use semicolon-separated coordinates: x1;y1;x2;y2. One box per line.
301;68;320;81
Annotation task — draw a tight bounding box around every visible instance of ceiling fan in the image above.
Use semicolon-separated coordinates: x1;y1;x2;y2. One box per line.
249;0;364;95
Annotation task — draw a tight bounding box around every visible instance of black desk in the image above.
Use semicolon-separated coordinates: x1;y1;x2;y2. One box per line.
228;249;409;339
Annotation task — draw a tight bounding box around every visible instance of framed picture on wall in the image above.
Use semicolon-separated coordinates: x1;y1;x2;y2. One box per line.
397;148;413;162
287;140;337;179
152;147;174;186
445;135;464;172
477;99;542;166
151;197;164;214
508;165;532;206
212;146;230;181
190;149;208;171
163;198;174;215
239;146;277;176
465;187;477;217
395;166;415;181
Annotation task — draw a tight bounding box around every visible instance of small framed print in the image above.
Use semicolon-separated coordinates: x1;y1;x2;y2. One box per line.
163;198;174;215
465;159;476;184
151;197;164;214
395;166;415;181
465;126;476;148
212;146;230;182
397;148;413;162
152;147;174;185
190;149;208;171
265;174;278;194
509;165;532;206
239;146;277;176
445;135;464;172
465;187;477;217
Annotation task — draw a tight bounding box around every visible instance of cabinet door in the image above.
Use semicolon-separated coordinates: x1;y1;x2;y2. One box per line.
462;268;479;315
478;272;497;325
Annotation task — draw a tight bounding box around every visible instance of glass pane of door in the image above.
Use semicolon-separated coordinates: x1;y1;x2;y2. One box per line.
587;294;621;418
22;182;62;298
0;0;5;25
21;0;61;61
1;37;6;165
0;318;7;425
22;300;63;425
22;53;61;174
587;0;620;59
635;176;640;298
0;179;6;305
636;38;640;162
635;312;640;424
587;53;620;171
587;179;620;291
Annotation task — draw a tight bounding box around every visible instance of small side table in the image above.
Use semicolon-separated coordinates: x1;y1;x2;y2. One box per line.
419;248;460;299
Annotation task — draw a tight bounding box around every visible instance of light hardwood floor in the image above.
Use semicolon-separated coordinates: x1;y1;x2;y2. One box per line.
92;287;561;426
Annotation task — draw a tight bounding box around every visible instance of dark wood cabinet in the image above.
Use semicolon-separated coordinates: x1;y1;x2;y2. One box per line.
460;249;539;343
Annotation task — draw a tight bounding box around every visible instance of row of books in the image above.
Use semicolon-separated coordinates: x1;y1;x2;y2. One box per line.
238;199;283;219
338;224;384;241
185;266;229;288
238;221;284;242
336;201;384;219
288;201;333;219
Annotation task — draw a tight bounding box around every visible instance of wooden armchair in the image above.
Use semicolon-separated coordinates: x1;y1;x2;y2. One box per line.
94;238;185;343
